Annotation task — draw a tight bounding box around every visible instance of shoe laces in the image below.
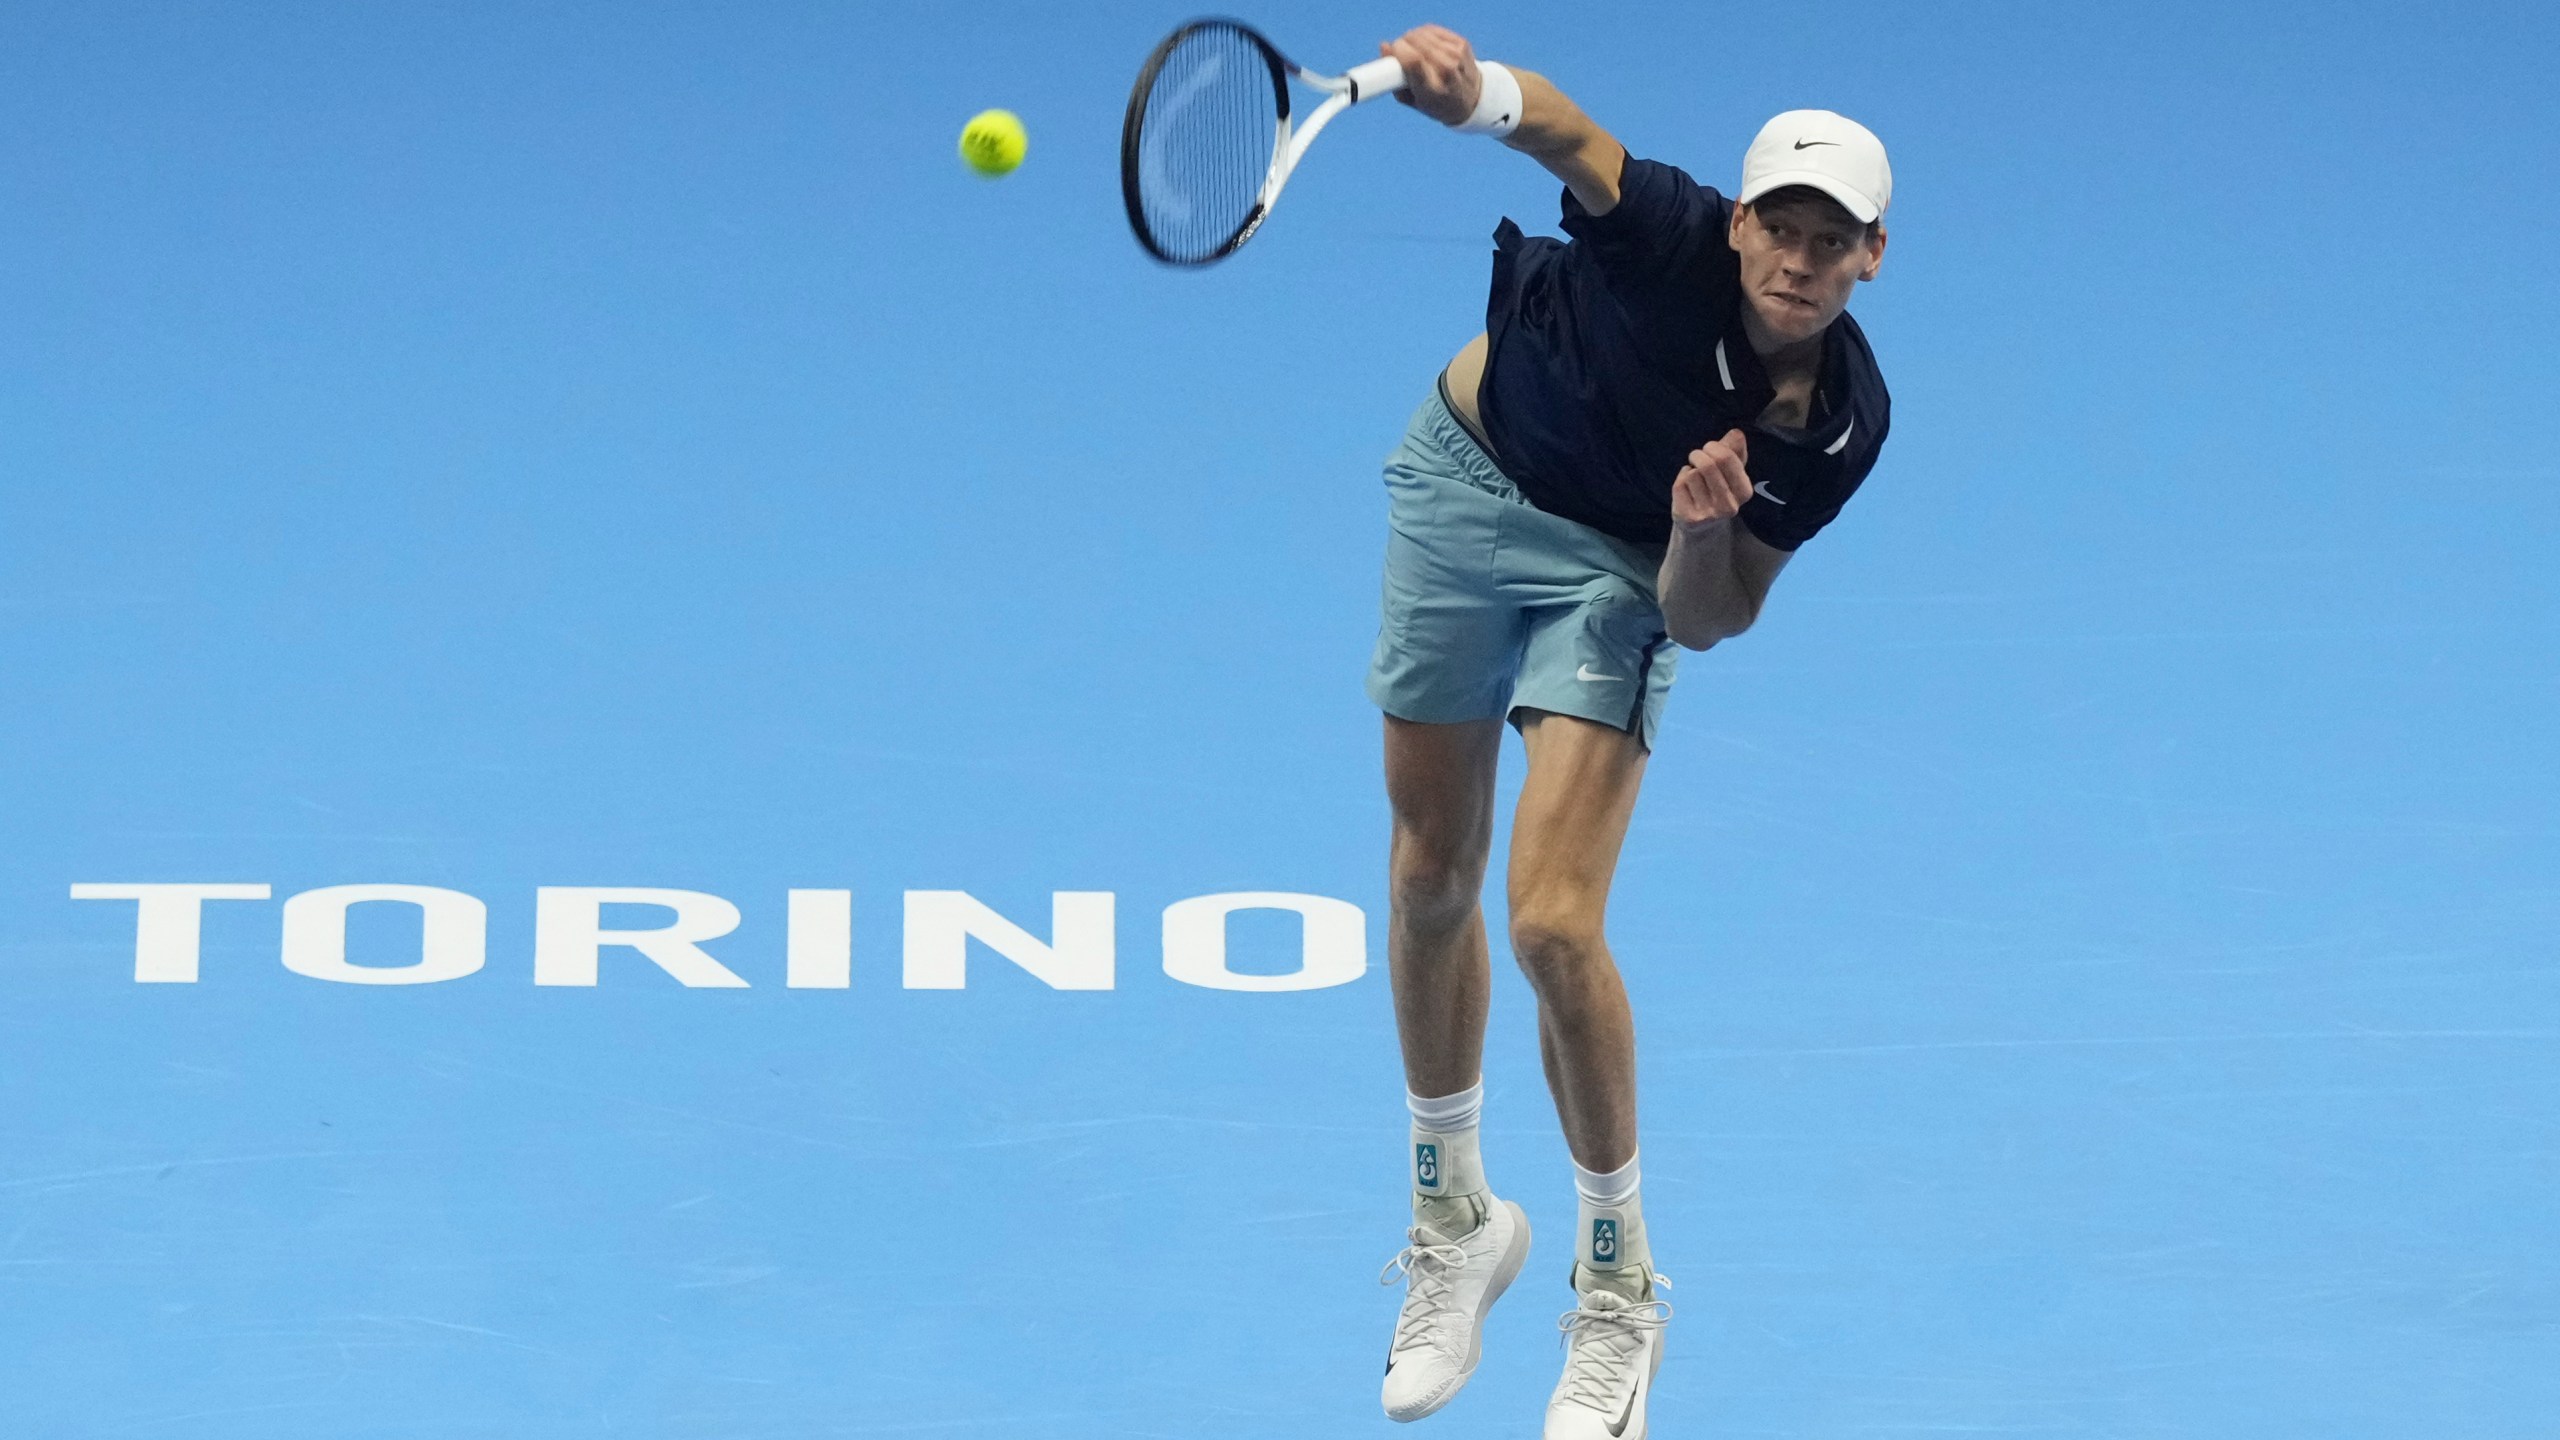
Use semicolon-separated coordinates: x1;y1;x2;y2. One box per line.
1554;1276;1673;1412
1379;1224;1471;1352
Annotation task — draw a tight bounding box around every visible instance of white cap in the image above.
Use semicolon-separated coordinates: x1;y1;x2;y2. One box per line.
1738;109;1891;224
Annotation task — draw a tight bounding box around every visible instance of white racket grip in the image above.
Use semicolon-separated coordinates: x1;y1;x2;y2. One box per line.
1344;55;1406;102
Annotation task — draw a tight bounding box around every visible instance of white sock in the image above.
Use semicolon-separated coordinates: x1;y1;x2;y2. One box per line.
1407;1081;1483;1135
1407;1082;1487;1230
1572;1151;1650;1280
1573;1151;1640;1208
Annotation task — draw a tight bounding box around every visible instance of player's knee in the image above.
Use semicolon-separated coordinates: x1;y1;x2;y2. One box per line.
1388;848;1480;933
1507;906;1605;984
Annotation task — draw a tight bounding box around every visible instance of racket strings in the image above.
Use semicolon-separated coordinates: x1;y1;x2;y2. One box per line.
1128;24;1283;264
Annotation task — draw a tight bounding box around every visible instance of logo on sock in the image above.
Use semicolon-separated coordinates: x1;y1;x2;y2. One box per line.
1590;1217;1619;1265
1414;1142;1441;1191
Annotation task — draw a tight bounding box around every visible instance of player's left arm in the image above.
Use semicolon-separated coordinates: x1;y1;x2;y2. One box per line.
1658;430;1791;650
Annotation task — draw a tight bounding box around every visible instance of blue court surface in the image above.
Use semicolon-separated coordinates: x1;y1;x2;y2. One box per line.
4;3;2556;1436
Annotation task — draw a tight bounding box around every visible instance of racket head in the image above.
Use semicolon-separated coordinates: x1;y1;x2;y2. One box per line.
1120;18;1291;266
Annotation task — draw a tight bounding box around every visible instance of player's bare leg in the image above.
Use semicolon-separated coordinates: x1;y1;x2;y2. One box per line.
1377;714;1532;1421
1385;714;1503;1099
1509;710;1647;1172
1509;708;1670;1439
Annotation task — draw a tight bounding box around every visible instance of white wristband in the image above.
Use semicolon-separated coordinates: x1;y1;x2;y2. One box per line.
1455;60;1523;138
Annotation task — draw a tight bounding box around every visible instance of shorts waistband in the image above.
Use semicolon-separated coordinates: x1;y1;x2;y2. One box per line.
1417;383;1527;506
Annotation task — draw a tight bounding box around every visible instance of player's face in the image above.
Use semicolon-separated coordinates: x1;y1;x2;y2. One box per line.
1730;199;1885;347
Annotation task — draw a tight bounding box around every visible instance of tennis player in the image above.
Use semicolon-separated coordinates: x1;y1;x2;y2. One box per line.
1364;25;1892;1439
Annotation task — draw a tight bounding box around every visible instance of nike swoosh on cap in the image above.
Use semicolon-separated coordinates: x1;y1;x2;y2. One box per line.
1792;138;1839;149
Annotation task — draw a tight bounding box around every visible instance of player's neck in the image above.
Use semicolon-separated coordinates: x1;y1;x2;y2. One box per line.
1739;308;1825;379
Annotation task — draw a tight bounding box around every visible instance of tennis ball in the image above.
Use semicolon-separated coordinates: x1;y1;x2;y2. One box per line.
959;109;1027;177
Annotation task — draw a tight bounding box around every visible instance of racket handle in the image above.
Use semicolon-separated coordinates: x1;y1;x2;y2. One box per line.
1344;56;1406;102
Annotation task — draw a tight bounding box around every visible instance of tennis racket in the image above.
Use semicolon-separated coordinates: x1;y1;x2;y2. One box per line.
1120;19;1406;266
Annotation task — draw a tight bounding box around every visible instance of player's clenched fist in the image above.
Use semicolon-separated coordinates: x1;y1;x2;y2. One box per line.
1672;429;1752;532
1379;25;1481;127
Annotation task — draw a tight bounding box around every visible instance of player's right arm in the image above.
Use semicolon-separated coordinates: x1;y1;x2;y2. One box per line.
1381;25;1627;215
1659;430;1792;649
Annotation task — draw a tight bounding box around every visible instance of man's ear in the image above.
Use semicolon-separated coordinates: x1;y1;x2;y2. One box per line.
1858;224;1887;282
1728;201;1751;250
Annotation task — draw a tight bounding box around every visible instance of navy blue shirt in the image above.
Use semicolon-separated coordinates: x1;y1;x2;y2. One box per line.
1478;155;1890;551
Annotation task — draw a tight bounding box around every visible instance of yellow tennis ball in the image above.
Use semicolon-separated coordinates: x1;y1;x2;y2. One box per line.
960;109;1027;177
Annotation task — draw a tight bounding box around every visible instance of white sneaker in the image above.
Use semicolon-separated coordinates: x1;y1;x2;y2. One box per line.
1543;1269;1671;1440
1378;1193;1531;1421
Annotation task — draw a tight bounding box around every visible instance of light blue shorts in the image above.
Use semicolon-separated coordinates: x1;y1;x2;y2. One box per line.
1365;388;1679;749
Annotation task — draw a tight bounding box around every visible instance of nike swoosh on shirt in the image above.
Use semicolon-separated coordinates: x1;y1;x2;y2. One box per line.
1575;664;1619;683
1752;479;1788;506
